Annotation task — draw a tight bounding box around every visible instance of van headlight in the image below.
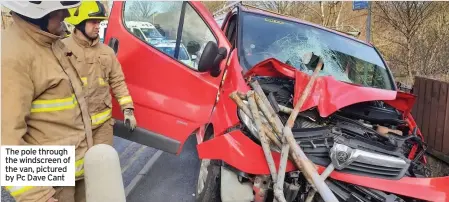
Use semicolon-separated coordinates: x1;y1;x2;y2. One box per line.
237;103;272;140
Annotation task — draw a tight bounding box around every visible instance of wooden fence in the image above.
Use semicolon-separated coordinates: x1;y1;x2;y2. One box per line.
411;76;449;155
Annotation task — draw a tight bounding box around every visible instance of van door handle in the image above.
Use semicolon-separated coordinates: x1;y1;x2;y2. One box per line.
108;37;119;55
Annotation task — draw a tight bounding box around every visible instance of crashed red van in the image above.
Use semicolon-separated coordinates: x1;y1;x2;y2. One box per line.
105;1;449;202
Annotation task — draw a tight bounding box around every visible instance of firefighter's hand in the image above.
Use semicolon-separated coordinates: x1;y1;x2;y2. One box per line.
47;197;58;202
124;108;137;132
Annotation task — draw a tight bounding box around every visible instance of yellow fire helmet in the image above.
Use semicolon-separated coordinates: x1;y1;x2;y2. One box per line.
65;1;108;26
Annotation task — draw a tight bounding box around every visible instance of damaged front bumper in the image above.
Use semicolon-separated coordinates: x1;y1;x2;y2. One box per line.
197;129;449;201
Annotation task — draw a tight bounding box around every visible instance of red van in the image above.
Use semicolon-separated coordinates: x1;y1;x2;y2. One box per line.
105;1;449;202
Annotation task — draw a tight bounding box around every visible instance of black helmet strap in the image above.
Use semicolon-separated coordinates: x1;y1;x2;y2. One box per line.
75;20;98;41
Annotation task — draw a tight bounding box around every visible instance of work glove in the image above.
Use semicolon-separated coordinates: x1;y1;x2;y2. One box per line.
124;108;137;132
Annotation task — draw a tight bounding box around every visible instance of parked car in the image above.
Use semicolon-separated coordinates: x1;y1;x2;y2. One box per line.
104;1;449;202
153;41;197;68
99;20;108;43
124;21;166;45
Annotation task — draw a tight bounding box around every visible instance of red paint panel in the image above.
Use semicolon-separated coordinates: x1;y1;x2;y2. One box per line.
108;1;230;154
244;58;417;117
210;50;250;137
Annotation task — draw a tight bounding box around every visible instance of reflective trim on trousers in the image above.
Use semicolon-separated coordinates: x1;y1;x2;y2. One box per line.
5;186;33;197
75;158;84;178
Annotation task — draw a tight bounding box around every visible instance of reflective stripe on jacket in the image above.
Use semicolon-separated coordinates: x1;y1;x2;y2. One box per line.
62;29;134;130
1;14;93;202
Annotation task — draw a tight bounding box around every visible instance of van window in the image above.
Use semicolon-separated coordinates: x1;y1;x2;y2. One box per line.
123;1;218;71
180;3;217;70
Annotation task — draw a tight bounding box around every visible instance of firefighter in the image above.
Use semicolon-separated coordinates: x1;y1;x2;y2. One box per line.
63;1;137;147
1;1;94;202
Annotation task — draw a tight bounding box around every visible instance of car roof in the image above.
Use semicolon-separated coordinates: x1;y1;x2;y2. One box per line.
238;5;372;47
125;21;155;28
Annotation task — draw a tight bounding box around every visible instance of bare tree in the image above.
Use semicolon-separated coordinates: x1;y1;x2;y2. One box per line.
201;1;228;13
100;1;109;15
126;1;155;21
252;1;296;15
374;1;438;83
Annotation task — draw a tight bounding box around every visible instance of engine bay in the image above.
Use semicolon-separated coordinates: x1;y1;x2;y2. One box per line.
236;77;429;202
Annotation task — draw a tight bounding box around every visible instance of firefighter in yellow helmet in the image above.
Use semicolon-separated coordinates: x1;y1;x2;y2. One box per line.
1;1;93;202
63;1;137;147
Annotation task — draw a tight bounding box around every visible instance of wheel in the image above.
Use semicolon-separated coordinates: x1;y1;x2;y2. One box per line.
195;127;221;202
195;158;222;202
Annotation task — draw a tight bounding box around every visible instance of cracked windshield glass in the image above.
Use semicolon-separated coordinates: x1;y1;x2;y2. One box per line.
239;13;393;90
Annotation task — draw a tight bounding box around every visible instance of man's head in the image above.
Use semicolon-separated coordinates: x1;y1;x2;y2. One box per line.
47;9;71;35
74;19;102;40
1;1;81;35
64;1;108;41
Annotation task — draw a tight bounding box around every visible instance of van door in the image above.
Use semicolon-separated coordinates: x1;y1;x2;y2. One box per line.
105;1;231;154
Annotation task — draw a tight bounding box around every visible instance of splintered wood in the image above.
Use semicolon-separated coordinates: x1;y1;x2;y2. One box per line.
228;57;338;202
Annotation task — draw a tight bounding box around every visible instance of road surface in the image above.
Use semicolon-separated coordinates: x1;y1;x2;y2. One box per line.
126;135;199;202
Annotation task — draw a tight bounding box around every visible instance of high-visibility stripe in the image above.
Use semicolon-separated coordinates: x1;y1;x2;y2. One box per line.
81;77;87;86
98;78;106;86
5;186;33;197
31;94;78;113
75;158;84;177
118;96;132;105
91;108;112;126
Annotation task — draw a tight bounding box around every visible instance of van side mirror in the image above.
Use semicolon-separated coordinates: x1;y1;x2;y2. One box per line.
198;41;227;77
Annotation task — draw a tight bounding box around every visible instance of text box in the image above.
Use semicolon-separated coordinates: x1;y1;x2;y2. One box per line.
1;146;75;186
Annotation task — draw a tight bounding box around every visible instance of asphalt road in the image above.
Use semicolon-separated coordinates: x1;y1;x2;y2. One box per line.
126;135;200;202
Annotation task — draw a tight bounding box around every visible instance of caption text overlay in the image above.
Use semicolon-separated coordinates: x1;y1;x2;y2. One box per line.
1;146;75;186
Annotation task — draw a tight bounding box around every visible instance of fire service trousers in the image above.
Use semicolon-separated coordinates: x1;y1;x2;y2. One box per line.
53;179;85;202
92;119;114;146
53;120;113;201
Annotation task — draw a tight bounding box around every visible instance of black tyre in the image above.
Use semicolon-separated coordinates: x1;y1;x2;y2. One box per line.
195;127;221;202
195;158;222;202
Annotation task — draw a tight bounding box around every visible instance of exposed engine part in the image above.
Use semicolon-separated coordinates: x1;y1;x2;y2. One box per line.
375;125;403;137
284;182;300;202
257;77;295;108
253;175;272;202
268;92;281;113
236;77;428;202
284;171;301;202
336;101;405;126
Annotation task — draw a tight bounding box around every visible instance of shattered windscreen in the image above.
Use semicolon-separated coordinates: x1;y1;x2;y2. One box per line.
238;12;394;90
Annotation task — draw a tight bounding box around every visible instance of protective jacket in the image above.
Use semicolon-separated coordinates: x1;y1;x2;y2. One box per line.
62;29;134;131
1;14;93;202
